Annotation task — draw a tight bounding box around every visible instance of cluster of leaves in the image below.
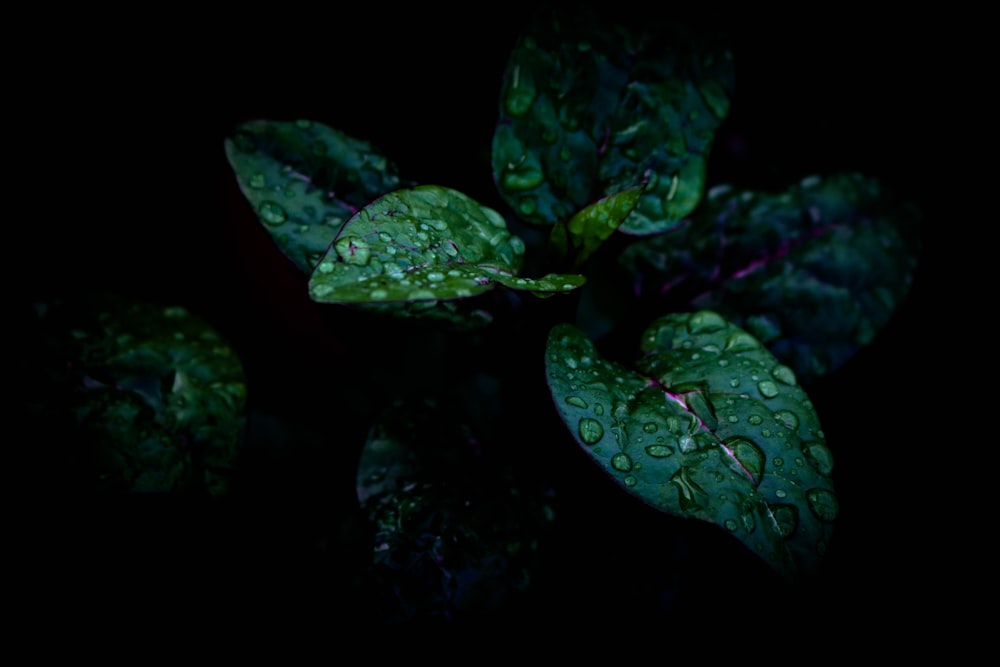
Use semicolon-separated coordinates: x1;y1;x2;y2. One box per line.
29;3;920;624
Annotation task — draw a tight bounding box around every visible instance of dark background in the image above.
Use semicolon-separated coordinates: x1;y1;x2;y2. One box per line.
21;3;947;645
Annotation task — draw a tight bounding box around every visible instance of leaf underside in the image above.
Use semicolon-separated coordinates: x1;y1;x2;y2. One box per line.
545;310;837;580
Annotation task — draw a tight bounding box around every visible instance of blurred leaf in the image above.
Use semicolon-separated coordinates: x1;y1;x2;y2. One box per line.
28;294;247;495
355;395;554;623
492;4;733;235
545;310;837;579
619;172;922;384
224;118;412;273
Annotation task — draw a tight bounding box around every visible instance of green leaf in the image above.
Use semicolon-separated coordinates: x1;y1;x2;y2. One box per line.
308;185;585;305
30;293;247;495
549;186;642;268
224;118;411;273
492;5;734;235
619;172;922;384
545;310;837;580
355;395;554;623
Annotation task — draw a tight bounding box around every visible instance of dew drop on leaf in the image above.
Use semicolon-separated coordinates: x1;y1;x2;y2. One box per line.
610;452;633;472
258;201;287;225
578;418;604;445
565;395;588;409
806;488;839;522
758;380;779;398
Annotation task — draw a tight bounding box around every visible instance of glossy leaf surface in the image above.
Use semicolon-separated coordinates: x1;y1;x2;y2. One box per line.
545;310;837;579
355;396;553;623
224;118;411;273
492;5;733;236
619;172;922;384
308;185;585;305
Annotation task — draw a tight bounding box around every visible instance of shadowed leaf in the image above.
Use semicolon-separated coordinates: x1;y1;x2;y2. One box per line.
224;118;412;273
619;172;922;384
355;395;553;623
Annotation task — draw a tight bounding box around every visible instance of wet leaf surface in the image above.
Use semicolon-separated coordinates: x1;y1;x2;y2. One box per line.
546;310;837;579
492;5;734;236
618;172;922;384
224;118;412;273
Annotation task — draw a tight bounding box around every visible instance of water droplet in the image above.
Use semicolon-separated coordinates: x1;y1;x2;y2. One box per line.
565;395;588;409
775;489;787;498
578;418;604;445
334;236;371;265
803;441;834;476
772;505;798;537
370;289;388;299
772;364;797;385
311;283;333;298
688;310;726;333
669;467;706;513
623;475;637;487
806;488;839;522
741;510;756;533
773;457;784;467
678;435;696;453
725;331;759;353
248;173;266;189
644;444;674;458
258;201;288;226
758;380;779;398
726;437;765;486
610;452;633;472
774;410;799;430
642;422;657;433
426;271;445;282
724;518;738;532
594;403;604;416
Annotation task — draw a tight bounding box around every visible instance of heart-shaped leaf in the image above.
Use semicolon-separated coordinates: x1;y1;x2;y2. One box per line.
545;310;837;579
619;172;922;384
308;184;585;305
492;6;733;236
224;118;412;273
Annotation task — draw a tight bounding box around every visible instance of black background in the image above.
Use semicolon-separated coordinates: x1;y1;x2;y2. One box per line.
20;3;947;647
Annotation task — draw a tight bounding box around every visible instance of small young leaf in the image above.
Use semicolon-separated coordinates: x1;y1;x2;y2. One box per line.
549;186;642;268
545;310;837;579
619;172;922;384
224;118;411;273
492;5;733;235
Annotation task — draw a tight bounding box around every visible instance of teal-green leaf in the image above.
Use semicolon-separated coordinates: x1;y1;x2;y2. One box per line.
308;185;523;303
308;184;584;306
491;6;734;235
545;310;837;580
619;172;922;384
224;118;411;273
